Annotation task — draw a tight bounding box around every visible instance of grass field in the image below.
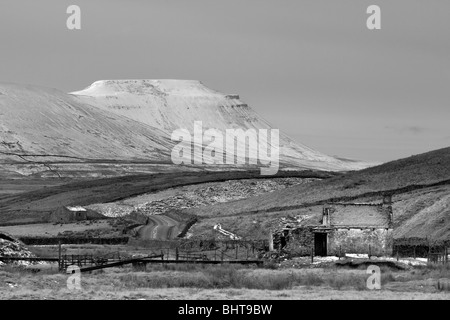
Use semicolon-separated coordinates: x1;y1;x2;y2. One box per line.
1;262;449;300
186;148;450;241
0;221;113;238
190;148;450;219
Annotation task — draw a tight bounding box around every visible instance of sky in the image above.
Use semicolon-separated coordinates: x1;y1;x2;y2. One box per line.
0;0;449;163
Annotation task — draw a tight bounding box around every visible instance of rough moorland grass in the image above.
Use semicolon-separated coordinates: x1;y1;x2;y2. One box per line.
391;263;450;281
371;263;450;291
117;265;369;291
83;262;450;292
0;264;59;275
414;264;450;292
5;262;449;292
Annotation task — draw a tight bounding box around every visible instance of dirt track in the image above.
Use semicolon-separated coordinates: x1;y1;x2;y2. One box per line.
135;215;180;240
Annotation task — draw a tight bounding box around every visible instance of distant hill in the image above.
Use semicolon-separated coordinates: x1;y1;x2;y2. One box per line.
192;147;450;215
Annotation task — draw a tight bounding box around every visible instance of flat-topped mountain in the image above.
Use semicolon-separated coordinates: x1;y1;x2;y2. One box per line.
0;80;370;178
71;79;370;171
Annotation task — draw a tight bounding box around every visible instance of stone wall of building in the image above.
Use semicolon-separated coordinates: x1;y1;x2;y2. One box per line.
281;227;315;256
328;228;393;256
273;226;394;257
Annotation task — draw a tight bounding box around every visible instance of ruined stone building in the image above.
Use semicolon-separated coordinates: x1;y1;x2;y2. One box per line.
276;195;394;257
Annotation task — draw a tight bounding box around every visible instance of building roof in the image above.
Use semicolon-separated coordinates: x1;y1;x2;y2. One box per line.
327;204;391;228
65;206;87;212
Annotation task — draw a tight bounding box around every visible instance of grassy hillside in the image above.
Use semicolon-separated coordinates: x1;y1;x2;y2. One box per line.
2;147;449;242
392;185;450;242
0;170;331;225
187;147;450;242
191;147;450;217
188;184;450;243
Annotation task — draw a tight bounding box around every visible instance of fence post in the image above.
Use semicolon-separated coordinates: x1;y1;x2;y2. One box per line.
268;232;274;251
176;247;179;261
58;240;62;272
369;245;371;259
311;247;314;264
442;247;446;265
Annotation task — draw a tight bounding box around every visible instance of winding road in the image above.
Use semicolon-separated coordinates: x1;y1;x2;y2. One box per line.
135;215;180;240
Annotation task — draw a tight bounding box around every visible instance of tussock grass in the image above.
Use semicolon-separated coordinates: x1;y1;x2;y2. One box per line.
0;264;59;275
409;263;450;279
376;263;450;289
437;278;450;291
116;265;370;291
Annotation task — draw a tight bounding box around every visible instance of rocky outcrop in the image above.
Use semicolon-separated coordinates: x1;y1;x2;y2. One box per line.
88;177;315;218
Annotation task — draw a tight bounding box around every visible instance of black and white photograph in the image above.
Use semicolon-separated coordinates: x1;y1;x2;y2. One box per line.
0;0;449;305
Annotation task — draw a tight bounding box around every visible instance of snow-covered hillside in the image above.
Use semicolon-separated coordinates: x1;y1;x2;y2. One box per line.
0;80;370;178
0;82;174;162
72;79;370;171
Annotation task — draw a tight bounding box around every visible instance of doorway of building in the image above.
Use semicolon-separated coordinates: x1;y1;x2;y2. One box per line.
314;232;327;256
